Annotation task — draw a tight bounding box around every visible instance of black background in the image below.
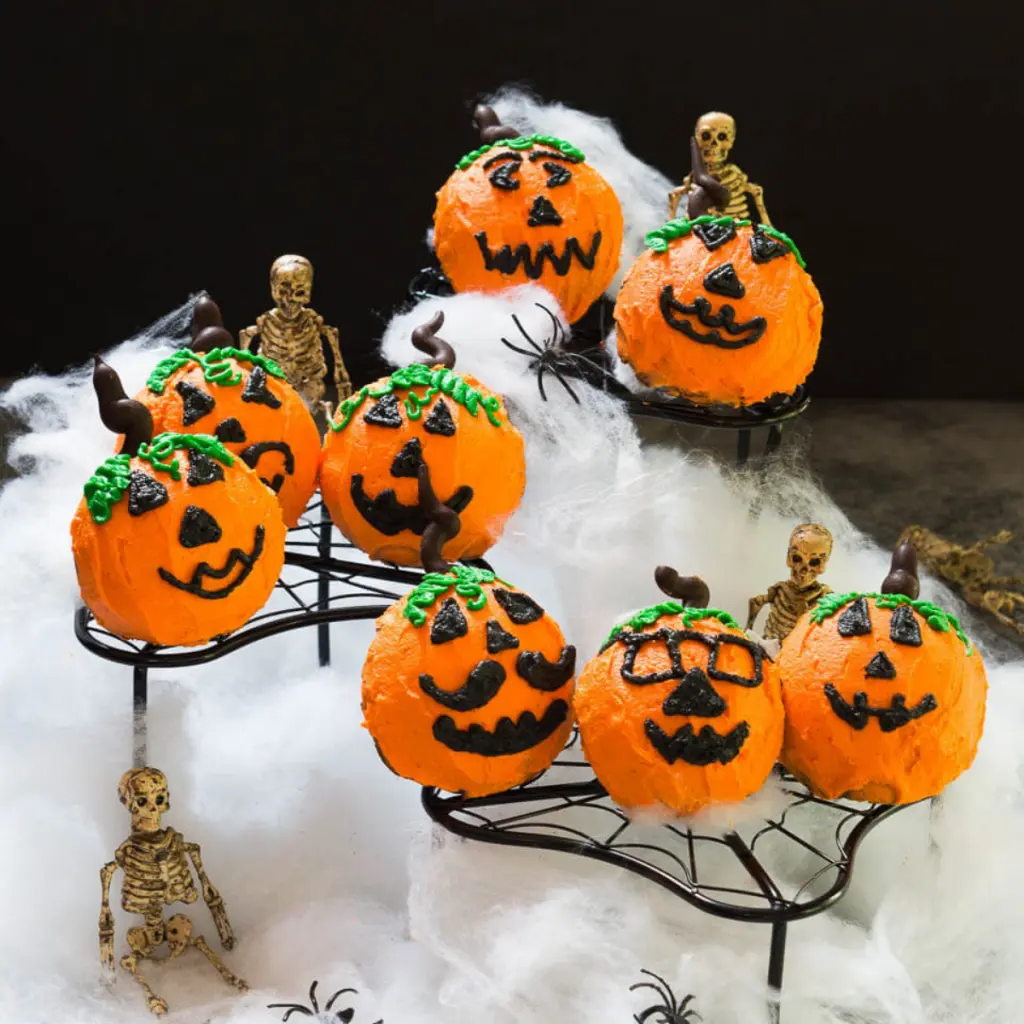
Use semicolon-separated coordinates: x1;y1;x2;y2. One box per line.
3;1;1021;398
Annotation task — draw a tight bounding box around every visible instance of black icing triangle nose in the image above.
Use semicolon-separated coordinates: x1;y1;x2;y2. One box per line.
528;195;563;227
662;667;727;718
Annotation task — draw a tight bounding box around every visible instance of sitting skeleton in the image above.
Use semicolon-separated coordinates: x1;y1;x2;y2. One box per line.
668;111;771;224
99;767;247;1016
900;525;1024;635
747;524;833;641
239;254;351;418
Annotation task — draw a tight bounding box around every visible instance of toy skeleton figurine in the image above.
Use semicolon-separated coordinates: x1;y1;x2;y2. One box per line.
99;768;247;1016
747;524;833;641
239;254;351;417
668;112;771;224
900;525;1024;635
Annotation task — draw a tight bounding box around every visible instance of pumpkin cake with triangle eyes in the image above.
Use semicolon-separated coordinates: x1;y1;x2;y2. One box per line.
574;567;784;816
71;356;287;648
779;541;988;805
132;296;320;528
362;466;576;797
433;104;624;323
320;311;525;567
614;140;823;409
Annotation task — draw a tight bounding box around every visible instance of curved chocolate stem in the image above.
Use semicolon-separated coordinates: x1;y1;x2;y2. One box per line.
411;311;457;370
686;136;731;219
654;566;711;608
472;104;520;144
93;355;154;455
881;539;921;599
418;462;461;573
191;294;235;352
516;646;577;691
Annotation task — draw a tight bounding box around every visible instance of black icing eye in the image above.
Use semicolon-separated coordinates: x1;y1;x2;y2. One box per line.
889;605;923;647
837;598;872;637
542;161;572;187
701;130;712;140
488;162;521;191
363;393;402;428
128;471;169;517
707;633;764;688
179;506;223;548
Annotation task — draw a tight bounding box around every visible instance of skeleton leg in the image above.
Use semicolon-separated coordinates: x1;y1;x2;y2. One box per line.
165;913;248;992
981;591;1024;634
986;576;1024;587
192;936;249;991
968;530;1013;552
120;924;168;1016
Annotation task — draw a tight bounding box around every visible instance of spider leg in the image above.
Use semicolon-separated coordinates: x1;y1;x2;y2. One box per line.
547;361;581;404
266;1006;314;1021
536;362;548;402
325;988;359;1011
512;313;545;354
536;302;565;348
309;980;320;1013
499;336;539;359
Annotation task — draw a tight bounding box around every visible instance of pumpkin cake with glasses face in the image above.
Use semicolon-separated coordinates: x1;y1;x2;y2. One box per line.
72;357;286;648
133;296;320;528
433;105;624;323
779;542;988;804
362;467;576;797
614;215;823;408
320;312;525;567
574;568;784;815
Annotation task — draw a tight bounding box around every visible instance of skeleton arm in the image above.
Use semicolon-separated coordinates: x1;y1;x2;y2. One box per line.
99;857;119;971
185;841;236;950
238;316;264;352
320;319;351;401
667;175;693;219
747;591;771;630
748;182;771;227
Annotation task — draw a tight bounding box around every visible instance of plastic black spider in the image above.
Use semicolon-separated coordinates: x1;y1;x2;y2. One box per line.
268;980;383;1023
630;969;702;1024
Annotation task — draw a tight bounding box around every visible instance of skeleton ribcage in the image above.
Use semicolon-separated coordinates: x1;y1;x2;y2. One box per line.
119;832;197;915
259;315;327;384
714;167;754;221
764;584;828;640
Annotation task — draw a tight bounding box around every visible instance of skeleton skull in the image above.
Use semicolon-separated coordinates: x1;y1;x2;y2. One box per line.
119;767;170;833
787;524;833;589
270;254;314;319
695;112;736;171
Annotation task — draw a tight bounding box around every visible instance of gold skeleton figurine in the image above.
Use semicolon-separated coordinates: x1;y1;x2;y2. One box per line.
747;524;834;641
99;768;247;1016
900;525;1024;635
668;112;771;224
239;255;351;417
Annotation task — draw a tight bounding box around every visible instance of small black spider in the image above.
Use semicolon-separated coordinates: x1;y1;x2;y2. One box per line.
268;980;383;1023
630;969;702;1024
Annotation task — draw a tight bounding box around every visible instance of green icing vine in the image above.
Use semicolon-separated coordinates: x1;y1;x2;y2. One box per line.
403;564;510;627
809;592;973;653
757;224;806;268
602;602;740;649
644;215;751;254
83;454;132;524
456;134;586;171
146;346;287;394
328;363;504;433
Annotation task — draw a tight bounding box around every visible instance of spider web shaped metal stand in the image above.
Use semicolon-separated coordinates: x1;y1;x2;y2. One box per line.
408;265;811;467
423;731;913;1024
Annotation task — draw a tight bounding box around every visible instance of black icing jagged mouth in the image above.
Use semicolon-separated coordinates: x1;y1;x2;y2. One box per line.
241;441;295;494
158;525;265;599
824;684;938;733
475;230;602;279
433;700;569;756
350;475;473;536
659;285;767;349
644;718;750;766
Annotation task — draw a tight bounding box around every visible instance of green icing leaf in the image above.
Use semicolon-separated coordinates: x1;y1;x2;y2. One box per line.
757;225;807;268
402;563;509;626
328;363;504;432
83;454;132;524
809;592;973;653
644;215;751;254
601;602;740;650
146;346;287;394
455;134;586;171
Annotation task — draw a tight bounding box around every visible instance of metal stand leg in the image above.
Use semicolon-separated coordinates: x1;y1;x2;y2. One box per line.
764;424;783;458
767;919;787;1024
132;665;148;768
317;502;332;667
736;429;752;467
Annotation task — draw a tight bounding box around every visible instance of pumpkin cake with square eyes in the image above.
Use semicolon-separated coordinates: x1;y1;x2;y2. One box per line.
131;296;321;528
574;567;784;816
361;465;576;797
433;105;624;323
72;356;287;648
614;213;823;409
321;312;525;568
779;541;988;805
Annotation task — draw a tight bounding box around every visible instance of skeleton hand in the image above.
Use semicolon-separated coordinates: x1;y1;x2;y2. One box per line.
99;908;116;971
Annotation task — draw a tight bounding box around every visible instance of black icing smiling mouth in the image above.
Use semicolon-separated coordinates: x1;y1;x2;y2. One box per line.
433;700;570;756
824;684;938;733
644;719;750;766
241;440;295;494
659;286;766;349
158;525;266;599
350;476;473;536
474;231;602;279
